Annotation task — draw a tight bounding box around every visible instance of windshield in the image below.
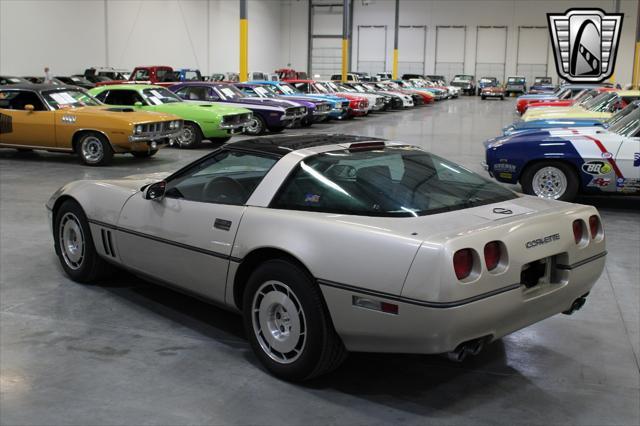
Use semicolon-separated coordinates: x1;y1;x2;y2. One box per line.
183;71;202;81
582;92;617;111
535;78;551;84
508;77;525;84
141;87;182;104
608;109;640;137
278;83;299;95
272;146;516;217
253;86;277;98
605;102;639;127
480;78;496;84
213;84;245;100
311;82;330;93
453;75;472;82
42;89;101;109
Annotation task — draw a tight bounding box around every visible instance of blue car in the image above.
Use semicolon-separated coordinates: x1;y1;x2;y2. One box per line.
502;101;640;136
484;107;640;201
247;80;349;119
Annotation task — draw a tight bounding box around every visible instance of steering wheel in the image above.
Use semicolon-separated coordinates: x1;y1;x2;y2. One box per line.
201;177;247;204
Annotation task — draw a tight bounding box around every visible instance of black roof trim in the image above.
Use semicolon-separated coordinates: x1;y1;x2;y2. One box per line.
226;134;386;156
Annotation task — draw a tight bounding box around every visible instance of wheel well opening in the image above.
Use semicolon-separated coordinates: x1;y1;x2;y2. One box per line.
51;195;78;223
520;158;580;184
233;248;313;311
72;130;104;153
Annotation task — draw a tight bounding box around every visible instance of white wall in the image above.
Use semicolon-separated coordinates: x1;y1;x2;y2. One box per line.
0;0;282;77
280;0;639;85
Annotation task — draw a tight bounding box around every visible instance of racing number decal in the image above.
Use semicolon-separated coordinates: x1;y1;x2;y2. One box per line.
0;113;12;134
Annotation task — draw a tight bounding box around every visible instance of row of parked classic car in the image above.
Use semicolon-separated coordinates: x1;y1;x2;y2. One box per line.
483;82;640;200
0;66;464;165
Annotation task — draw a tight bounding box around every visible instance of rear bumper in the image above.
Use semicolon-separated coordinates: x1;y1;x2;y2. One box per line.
321;252;605;354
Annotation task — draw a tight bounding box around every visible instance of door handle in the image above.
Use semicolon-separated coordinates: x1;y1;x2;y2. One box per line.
214;218;232;231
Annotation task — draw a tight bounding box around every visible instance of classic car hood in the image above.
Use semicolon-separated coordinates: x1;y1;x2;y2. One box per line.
523;109;611;121
517;94;558;100
169;101;250;115
64;106;178;123
227;97;294;109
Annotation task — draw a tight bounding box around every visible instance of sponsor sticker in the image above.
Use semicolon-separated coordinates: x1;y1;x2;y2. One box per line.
581;160;613;175
304;193;320;204
634;152;639;167
493;163;517;172
587;177;611;187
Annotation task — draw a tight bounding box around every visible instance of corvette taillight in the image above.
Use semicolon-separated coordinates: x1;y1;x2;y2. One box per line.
573;220;584;244
453;249;473;280
484;241;501;271
589;215;600;239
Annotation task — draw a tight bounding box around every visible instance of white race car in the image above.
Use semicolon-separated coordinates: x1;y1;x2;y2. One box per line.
47;134;606;381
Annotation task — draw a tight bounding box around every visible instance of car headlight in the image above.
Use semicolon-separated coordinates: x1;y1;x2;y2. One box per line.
135;125;143;134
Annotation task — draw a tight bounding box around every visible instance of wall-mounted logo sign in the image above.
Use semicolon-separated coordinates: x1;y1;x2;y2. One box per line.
548;9;623;83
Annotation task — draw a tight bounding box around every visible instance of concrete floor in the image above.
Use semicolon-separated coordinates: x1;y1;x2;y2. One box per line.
1;97;638;425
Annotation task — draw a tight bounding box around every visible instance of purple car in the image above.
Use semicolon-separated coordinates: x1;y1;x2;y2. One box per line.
235;83;333;125
170;82;310;135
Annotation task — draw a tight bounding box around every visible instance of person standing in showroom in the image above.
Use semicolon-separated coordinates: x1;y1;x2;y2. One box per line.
44;67;52;83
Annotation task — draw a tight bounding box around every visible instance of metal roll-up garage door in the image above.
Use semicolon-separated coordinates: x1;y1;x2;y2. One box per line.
398;25;426;76
356;25;387;76
475;26;507;83
516;26;550;87
435;26;466;82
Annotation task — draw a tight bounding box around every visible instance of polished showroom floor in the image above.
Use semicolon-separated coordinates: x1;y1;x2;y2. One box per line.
1;97;638;425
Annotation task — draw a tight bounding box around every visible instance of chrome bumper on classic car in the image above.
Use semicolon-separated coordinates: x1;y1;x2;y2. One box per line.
320;252;605;354
128;129;183;143
282;106;308;121
220;113;253;131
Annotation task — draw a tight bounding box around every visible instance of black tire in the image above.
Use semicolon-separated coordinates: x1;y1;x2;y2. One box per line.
481;95;486;100
520;161;579;202
54;200;114;283
77;132;113;166
177;122;203;148
244;114;267;135
210;137;232;143
242;259;347;381
16;148;33;152
268;126;286;133
500;95;505;100
131;149;158;158
301;116;313;128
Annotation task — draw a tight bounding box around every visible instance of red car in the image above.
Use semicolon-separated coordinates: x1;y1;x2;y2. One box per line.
524;87;615;113
515;86;602;114
288;79;370;117
95;66;176;87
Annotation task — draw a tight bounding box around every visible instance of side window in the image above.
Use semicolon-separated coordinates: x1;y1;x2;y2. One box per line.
182;86;210;101
104;90;143;106
0;91;46;110
165;150;277;205
133;69;149;80
93;90;108;102
294;83;309;92
241;87;256;96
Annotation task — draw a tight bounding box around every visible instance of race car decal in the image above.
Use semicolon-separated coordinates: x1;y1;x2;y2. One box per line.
583;135;624;178
0;113;12;134
582;160;613;175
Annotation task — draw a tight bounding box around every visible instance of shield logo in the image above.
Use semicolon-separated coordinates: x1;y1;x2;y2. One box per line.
548;9;623;83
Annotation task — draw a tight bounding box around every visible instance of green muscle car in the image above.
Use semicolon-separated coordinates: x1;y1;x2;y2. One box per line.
89;84;252;148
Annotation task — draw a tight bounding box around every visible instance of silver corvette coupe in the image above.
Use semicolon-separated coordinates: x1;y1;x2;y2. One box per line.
47;134;607;381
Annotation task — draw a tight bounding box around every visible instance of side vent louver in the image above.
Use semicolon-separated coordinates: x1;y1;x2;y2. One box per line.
100;229;116;258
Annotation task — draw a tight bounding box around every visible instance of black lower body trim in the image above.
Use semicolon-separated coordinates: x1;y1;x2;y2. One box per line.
318;279;521;309
556;251;607;270
87;218;243;263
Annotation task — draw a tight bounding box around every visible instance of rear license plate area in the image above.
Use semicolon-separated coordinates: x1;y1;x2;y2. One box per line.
521;257;551;288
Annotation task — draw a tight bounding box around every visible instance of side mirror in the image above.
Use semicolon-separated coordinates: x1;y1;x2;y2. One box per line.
24;104;35;112
143;181;166;201
134;101;143;107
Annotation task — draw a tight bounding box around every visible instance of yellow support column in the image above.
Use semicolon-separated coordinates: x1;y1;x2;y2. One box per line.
239;0;248;82
392;0;399;80
341;39;349;82
633;41;640;89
